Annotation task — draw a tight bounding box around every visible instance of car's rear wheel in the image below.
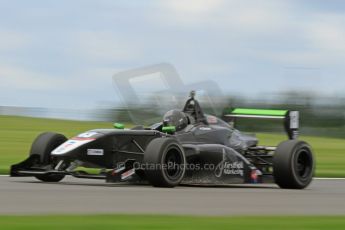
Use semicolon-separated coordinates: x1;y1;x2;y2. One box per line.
30;132;67;182
273;140;314;189
144;138;186;187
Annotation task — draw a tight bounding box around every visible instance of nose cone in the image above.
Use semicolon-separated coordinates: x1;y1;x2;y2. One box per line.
51;138;95;155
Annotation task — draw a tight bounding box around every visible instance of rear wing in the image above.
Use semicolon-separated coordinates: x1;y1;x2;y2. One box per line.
223;108;299;140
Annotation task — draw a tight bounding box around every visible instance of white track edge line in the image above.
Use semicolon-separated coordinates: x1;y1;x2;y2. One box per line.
314;177;345;180
0;175;345;180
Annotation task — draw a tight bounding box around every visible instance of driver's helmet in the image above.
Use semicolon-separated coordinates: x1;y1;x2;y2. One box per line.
163;110;188;132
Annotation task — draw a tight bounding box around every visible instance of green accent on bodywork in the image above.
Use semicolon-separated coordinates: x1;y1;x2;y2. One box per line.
230;108;288;116
113;123;125;129
162;126;176;133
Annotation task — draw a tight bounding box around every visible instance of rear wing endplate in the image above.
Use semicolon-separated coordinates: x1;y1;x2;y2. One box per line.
223;108;299;140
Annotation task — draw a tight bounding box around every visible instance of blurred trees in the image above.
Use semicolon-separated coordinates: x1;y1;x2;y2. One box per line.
98;91;345;138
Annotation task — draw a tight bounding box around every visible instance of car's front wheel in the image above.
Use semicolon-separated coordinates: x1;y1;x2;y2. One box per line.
144;138;186;187
30;132;67;182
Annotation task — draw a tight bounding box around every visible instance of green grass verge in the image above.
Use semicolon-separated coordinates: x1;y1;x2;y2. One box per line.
0;115;344;177
0;215;345;230
0;115;112;174
256;133;345;178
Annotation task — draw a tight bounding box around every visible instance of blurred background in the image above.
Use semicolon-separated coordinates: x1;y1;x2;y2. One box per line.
1;2;345;227
0;0;344;138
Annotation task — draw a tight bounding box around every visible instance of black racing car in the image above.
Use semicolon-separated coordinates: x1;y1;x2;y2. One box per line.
11;91;315;189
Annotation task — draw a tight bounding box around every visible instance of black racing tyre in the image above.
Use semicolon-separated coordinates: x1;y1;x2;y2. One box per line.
144;138;186;187
273;140;315;189
30;132;67;182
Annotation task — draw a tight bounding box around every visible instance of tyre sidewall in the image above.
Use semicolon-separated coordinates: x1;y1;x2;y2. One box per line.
160;141;186;185
273;140;315;189
144;138;186;187
290;142;314;187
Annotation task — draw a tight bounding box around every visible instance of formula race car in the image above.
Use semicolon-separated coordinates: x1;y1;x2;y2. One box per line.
11;91;315;189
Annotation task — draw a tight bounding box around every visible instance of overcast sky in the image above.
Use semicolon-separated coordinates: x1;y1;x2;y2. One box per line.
1;0;345;109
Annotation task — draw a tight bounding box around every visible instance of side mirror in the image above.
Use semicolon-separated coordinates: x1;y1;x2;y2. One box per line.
114;123;125;129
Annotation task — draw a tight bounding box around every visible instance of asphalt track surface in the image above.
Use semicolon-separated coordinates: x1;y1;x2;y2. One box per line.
1;176;344;215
